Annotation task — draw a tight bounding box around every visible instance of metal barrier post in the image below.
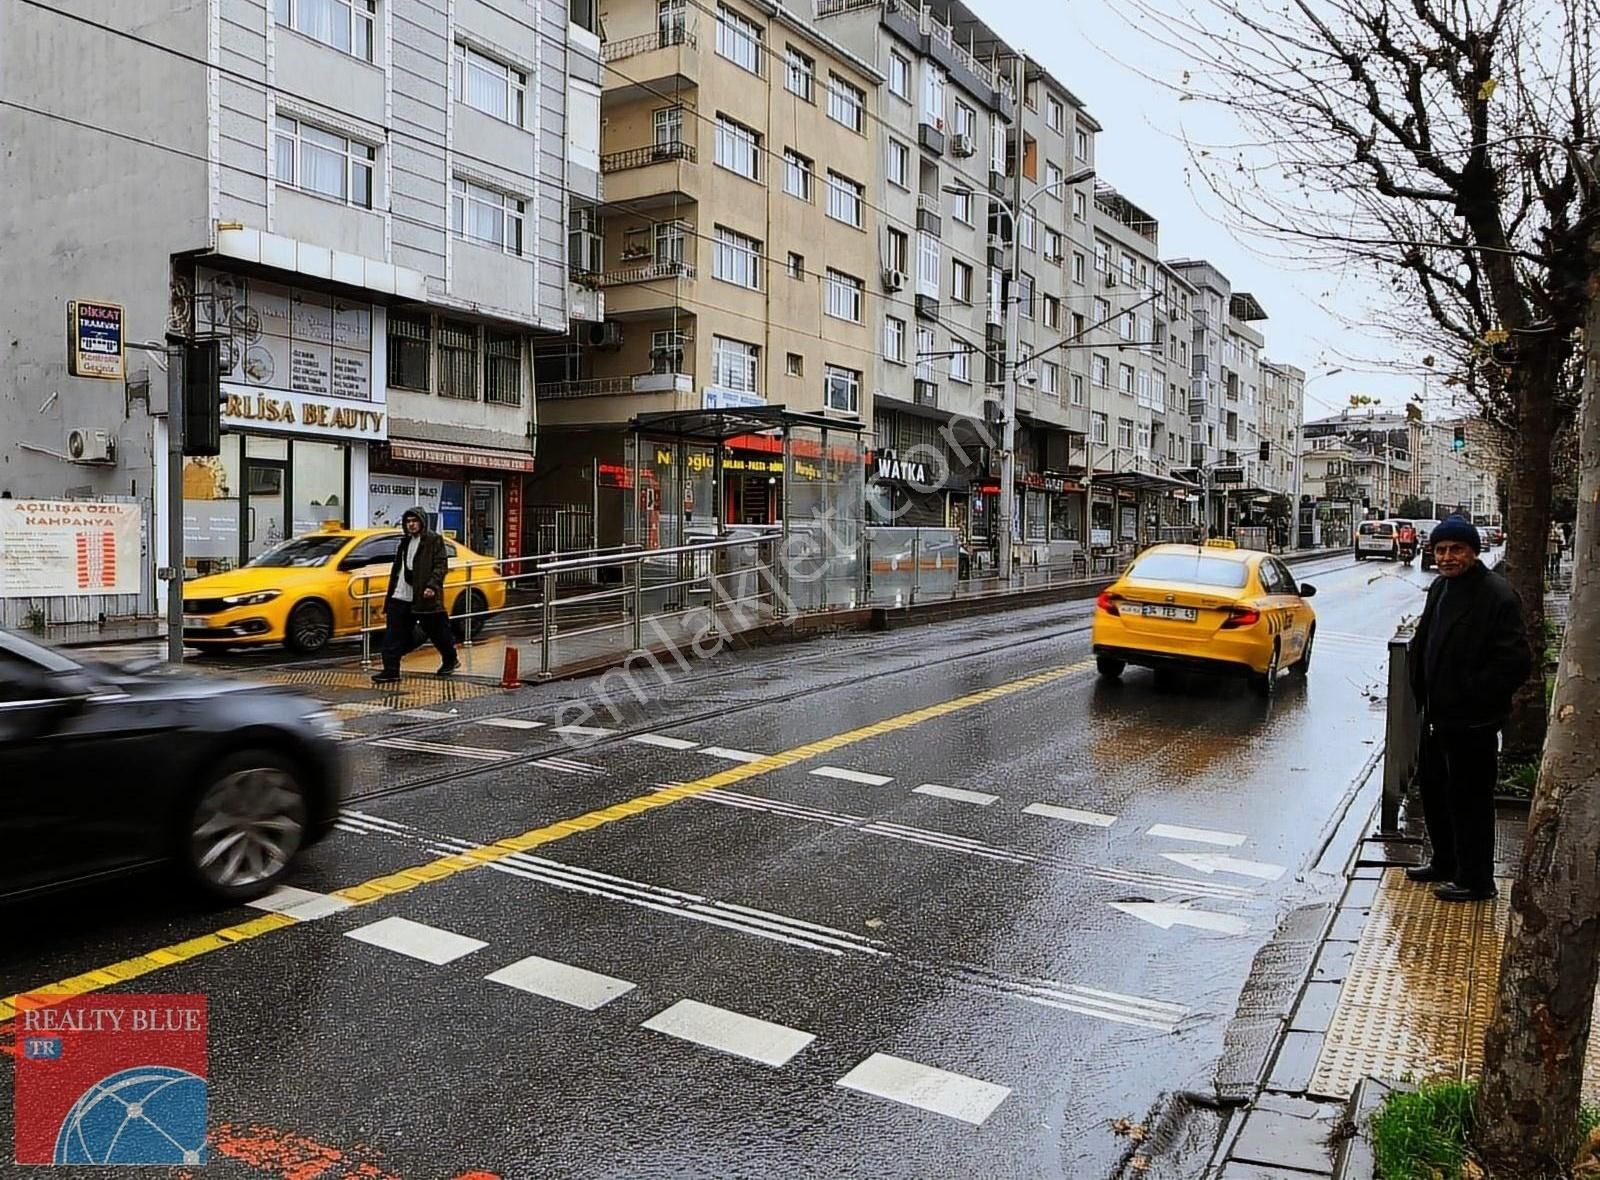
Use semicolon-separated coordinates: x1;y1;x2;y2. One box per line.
1380;625;1419;833
910;531;921;605
463;561;474;650
361;576;373;669
539;570;555;679
631;557;643;651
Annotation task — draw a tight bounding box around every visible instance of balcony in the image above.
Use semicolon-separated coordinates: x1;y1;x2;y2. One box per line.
594;260;696;287
602;141;696;171
601;24;699;102
541;373;694;399
598;140;700;209
918;121;946;156
916;193;942;235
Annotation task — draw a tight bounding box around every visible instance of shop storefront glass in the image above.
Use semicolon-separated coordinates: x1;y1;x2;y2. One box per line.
1024;491;1048;542
292;440;349;534
1050;494;1081;542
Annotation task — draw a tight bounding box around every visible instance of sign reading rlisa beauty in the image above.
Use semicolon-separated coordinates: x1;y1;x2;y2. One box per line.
223;391;387;440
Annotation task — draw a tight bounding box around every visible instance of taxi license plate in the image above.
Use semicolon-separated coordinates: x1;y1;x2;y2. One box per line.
1132;603;1197;621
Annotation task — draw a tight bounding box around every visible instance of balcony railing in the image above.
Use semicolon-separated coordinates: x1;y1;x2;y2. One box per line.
542;373;694;399
594;261;697;287
601;25;696;62
601;141;696;173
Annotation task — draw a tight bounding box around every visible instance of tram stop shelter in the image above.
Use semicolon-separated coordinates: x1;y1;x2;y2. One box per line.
624;407;868;612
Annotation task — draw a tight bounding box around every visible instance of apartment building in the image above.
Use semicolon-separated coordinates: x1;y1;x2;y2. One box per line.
1302;409;1413;518
1;0;599;603
529;0;881;538
1260;361;1304;498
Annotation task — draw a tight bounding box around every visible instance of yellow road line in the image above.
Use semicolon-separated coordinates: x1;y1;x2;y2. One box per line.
1;659;1091;1024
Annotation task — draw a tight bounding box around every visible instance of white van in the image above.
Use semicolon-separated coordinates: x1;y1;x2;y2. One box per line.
1355;519;1399;561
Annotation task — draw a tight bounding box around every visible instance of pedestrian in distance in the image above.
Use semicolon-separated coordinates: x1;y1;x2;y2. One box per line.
1548;522;1565;578
372;506;458;684
1406;516;1534;902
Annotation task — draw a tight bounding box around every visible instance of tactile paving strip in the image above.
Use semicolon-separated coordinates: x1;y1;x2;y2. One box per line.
252;668;498;708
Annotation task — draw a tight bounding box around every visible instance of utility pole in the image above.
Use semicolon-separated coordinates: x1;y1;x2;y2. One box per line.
997;54;1025;584
165;344;185;664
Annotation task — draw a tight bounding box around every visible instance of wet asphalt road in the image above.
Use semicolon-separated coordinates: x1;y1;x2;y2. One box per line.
2;554;1436;1179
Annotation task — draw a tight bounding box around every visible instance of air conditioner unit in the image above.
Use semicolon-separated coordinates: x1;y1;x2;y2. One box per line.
67;428;116;464
882;268;906;292
950;133;974;157
585;321;624;350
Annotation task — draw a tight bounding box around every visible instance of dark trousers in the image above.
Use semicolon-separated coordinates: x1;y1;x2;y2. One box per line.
381;598;456;673
1418;722;1499;889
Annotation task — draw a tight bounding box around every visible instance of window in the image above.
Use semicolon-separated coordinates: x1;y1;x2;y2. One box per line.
786;352;804;377
923;68;945;126
786;251;805;278
453;43;526;126
716;5;762;73
485;330;523;406
1092;354;1110;387
1071;372;1085;406
570;206;602;273
952;260;973;303
1120;312;1135;341
273;116;374;207
954;101;976;139
275;0;375;62
825;269;863;322
783;149;813;200
1073;190;1087;222
653;107;685;149
1042;294;1060;330
1046;95;1064;132
1092;411;1108;444
1137;370;1153;407
713;225;762;289
828;74;866;133
1117;417;1134;448
988;269;1004;322
1046;162;1063;191
1072;312;1086;336
1075;128;1090;161
884;316;906;364
824;365;861;413
438;318;479;400
785;47;814;101
1119;363;1135;394
1139;315;1152;345
1072;252;1086;283
1094;297;1110;323
387;313;431;392
949;188;974;224
915;326;935;379
1096;240;1111;273
1043;228;1062;260
652;329;687;373
917;233;939;295
1043;361;1060;396
888;51;910;100
887;139;911;188
658;0;686;41
712;336;761;392
950;340;972;383
826;171;864;227
654;220;687;264
1024;78;1038;110
991;120;1007;172
1017;273;1034;320
885;228;909;272
1019;209;1036;251
451;177;525;254
714;115;761;180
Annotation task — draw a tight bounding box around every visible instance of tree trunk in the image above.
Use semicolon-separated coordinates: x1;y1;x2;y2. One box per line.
1500;361;1557;761
1475;273;1600;1178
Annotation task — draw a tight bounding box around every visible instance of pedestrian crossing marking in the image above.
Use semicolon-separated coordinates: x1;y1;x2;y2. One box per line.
344;917;487;965
629;733;699;750
837;1053;1011;1126
477;717;546;730
1147;823;1247;848
642;999;815;1067
1023;803;1117;828
811;766;894;787
913;784;999;806
485;955;636;1011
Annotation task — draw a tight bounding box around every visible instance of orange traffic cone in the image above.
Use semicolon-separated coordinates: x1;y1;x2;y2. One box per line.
501;645;520;689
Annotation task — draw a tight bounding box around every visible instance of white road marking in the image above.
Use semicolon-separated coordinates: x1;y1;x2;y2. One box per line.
333;702;390;716
913;784;999;806
477;717;546;730
629;733;699;750
344;916;488;964
1161;852;1287;882
698;747;765;763
554;724;616;738
485;955;637;1010
371;737;509;762
1023;802;1117;828
1147;823;1247;848
1109;902;1249;936
810;766;894;787
642;999;815;1067
398;708;457;720
837;1053;1011;1126
534;756;604;776
245;885;352;922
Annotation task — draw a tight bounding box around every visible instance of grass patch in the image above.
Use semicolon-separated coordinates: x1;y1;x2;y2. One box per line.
1498;760;1539;798
1369;1081;1600;1179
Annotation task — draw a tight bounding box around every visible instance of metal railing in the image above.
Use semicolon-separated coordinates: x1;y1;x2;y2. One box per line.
864;527;1128;606
601;141;696;172
601;25;696;61
595;261;697;287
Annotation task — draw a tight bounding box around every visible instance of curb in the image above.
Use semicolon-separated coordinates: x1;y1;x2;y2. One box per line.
1330;1077;1412;1180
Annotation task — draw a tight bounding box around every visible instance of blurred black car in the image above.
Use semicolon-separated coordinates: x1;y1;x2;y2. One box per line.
0;629;344;903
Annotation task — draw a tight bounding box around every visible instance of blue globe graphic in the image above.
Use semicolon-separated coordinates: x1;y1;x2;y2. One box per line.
53;1065;208;1165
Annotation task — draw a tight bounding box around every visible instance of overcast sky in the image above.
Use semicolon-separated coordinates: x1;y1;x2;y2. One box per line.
978;0;1438;422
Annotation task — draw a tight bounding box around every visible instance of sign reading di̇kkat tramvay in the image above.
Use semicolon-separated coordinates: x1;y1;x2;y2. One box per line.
66;300;125;380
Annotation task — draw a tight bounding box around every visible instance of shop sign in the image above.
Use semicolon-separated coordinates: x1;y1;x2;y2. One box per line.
369;476;444;528
66;300;125;380
1213;466;1246;485
597;462;634;489
703;386;766;410
224;390;387;440
389;440;536;472
874;450;930;485
0;500;141;598
505;480;522;561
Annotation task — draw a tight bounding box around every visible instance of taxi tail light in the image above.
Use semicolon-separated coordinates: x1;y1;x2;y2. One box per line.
1221;606;1261;629
1095;589;1121;616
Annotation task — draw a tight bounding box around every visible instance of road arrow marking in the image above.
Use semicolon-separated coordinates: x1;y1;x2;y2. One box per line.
1147;823;1247;847
1109;902;1249;936
1160;852;1286;882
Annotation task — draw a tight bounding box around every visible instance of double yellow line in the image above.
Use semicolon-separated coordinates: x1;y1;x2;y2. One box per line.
2;660;1090;1024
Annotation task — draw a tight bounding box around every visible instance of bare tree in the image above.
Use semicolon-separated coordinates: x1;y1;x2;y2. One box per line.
1113;0;1598;757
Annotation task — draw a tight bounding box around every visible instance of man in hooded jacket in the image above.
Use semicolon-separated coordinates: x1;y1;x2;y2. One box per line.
374;506;457;683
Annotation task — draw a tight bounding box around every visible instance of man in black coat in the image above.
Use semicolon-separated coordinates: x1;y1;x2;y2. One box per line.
373;506;457;683
1406;516;1533;901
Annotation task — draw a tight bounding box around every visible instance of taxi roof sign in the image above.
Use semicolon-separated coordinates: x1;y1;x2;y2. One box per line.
1204;538;1239;549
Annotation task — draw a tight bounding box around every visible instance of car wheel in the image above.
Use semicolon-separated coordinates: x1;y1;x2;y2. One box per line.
285;600;333;654
181;750;309;902
1096;655;1126;680
1250;643;1281;697
1291;628;1314;677
451;590;489;641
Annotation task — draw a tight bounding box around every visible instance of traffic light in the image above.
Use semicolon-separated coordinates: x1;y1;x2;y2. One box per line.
1452;425;1466;452
1258;440;1271;462
182;339;222;457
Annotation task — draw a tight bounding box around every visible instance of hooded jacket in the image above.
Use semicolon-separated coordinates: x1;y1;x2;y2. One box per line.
1408;559;1533;730
386;507;450;614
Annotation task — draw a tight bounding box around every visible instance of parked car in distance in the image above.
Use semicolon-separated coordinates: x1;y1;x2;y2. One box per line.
0;629;345;903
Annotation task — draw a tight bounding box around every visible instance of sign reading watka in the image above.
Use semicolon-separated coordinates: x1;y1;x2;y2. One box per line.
67;300;125;380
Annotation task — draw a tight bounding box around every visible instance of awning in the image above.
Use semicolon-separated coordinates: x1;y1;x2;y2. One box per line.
629;405;863;443
386;440;537;472
1089;470;1200;493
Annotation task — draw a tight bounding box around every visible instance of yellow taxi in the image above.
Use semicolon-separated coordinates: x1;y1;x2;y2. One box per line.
1091;539;1317;696
181;522;507;654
